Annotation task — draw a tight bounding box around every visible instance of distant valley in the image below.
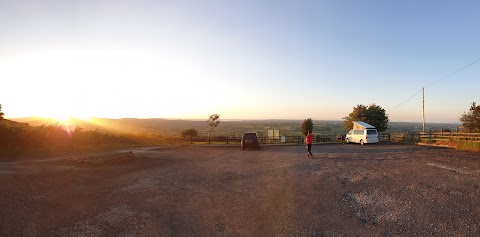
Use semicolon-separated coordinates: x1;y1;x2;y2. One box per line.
10;117;462;137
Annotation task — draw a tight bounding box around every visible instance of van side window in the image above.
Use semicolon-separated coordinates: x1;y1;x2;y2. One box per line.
367;129;378;135
353;130;364;135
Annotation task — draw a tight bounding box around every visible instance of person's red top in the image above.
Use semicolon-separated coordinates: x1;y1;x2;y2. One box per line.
305;133;313;144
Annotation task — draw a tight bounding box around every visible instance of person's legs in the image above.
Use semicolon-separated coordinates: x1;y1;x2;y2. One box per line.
307;144;314;159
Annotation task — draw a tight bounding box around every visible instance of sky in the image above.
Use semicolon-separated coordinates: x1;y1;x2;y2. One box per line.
1;0;479;123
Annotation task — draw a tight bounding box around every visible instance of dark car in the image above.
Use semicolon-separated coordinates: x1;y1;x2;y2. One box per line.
241;132;260;150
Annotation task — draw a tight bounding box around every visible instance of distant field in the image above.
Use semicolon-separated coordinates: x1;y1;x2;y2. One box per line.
10;117;461;137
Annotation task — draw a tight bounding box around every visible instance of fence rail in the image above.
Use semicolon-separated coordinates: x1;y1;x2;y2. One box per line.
189;134;348;144
418;132;480;142
187;132;480;144
189;135;369;144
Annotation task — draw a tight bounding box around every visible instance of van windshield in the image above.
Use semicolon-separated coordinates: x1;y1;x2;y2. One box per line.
367;129;378;135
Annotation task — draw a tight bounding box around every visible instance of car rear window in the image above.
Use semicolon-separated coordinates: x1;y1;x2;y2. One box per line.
367;129;378;135
243;133;258;139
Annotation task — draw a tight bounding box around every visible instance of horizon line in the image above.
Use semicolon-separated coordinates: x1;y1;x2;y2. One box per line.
7;116;462;124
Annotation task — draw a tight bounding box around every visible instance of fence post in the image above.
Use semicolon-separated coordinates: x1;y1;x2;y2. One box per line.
226;137;229;144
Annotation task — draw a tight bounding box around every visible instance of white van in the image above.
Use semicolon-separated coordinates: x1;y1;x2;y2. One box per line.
345;121;379;145
345;129;379;145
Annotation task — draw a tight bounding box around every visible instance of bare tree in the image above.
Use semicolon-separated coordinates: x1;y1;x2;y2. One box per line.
207;114;220;144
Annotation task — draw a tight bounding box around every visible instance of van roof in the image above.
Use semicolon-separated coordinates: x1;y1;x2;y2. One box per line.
353;121;376;129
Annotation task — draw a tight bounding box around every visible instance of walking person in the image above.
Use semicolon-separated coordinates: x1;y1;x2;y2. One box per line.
305;130;315;159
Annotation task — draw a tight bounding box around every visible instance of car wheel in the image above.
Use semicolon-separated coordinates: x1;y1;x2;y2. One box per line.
360;140;364;145
346;138;349;144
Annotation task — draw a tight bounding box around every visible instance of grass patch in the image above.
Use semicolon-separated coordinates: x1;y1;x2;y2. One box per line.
0;136;184;161
452;141;480;152
67;151;139;166
422;138;435;144
428;139;480;152
191;141;240;145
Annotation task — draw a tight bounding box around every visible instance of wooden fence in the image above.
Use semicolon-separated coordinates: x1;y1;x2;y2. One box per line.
188;132;480;144
418;132;480;143
189;134;347;144
378;133;420;143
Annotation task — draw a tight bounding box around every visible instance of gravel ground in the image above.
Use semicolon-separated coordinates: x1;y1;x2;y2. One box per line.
0;143;479;236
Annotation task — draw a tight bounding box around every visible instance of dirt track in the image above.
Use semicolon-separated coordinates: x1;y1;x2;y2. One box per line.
1;143;479;236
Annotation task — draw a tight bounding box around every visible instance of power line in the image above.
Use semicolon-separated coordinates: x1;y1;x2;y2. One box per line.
425;57;480;88
389;57;480;111
389;88;422;111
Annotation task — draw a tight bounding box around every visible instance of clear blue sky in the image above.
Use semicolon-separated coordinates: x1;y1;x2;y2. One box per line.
1;0;479;123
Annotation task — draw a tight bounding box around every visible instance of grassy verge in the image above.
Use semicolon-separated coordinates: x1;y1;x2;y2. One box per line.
0;143;138;161
191;141;241;145
425;139;480;152
0;136;186;161
455;142;480;152
66;151;140;166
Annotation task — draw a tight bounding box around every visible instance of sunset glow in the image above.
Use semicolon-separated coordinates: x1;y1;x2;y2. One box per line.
1;1;479;122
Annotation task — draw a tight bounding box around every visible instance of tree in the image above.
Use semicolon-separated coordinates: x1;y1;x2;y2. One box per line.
364;104;389;132
207;114;220;143
343;104;389;132
0;104;4;120
300;118;313;136
181;128;198;138
343;104;367;131
460;101;480;133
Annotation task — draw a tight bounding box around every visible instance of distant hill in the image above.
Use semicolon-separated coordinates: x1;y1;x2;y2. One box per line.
0;119;29;128
8;117;462;137
10;116;66;126
10;117;219;136
9;117;337;136
387;121;462;133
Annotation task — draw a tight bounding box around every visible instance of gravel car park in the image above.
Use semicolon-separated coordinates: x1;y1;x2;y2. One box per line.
1;143;479;236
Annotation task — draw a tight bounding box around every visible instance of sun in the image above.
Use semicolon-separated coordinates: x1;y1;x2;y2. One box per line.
46;112;91;124
53;114;72;123
35;100;93;124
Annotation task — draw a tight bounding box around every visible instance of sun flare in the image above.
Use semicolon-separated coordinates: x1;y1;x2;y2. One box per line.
46;112;92;125
53;114;72;123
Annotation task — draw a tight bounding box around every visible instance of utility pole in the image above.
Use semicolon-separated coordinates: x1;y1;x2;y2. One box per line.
422;87;425;133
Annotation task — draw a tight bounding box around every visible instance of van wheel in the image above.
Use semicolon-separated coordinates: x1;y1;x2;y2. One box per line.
360;140;364;145
346;139;349;144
